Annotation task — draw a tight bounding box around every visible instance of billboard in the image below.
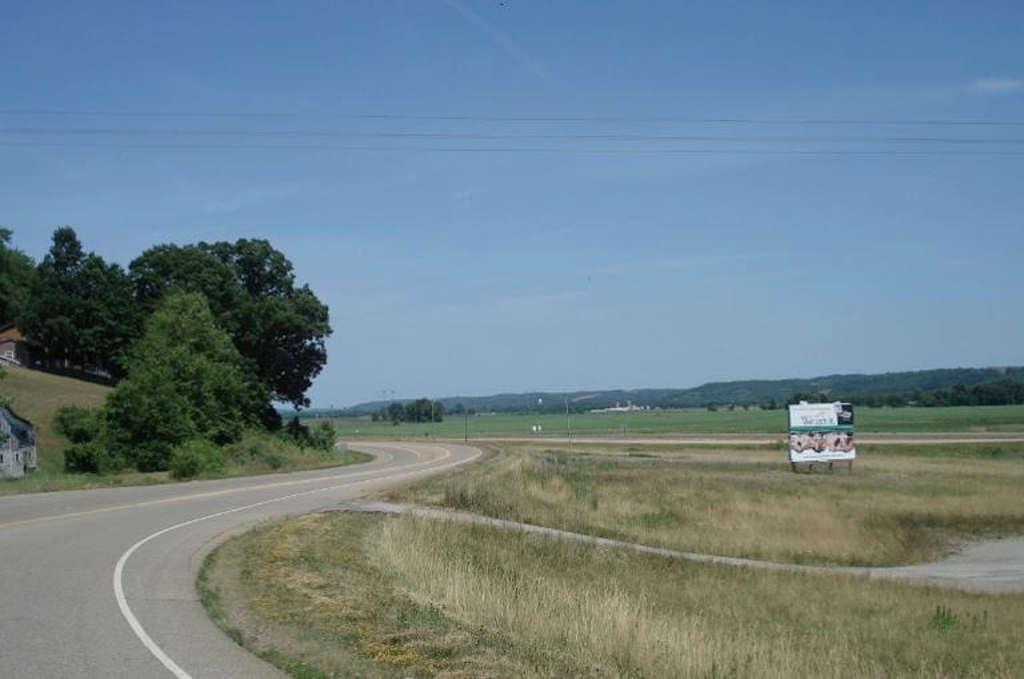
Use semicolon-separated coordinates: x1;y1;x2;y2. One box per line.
788;402;855;462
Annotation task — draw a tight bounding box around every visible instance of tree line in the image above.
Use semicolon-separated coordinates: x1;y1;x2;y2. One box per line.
787;378;1024;408
372;398;445;424
1;226;333;474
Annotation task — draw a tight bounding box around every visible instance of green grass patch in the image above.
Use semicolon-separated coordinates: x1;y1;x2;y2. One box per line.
0;365;110;471
0;430;371;496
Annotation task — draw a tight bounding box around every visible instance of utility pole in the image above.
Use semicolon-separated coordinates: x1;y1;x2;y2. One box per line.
565;396;572;450
464;408;468;443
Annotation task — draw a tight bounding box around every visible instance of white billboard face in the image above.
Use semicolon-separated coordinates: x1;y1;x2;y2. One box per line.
788;403;855;462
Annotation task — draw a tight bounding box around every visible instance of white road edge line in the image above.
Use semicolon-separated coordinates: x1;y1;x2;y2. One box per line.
113;443;480;679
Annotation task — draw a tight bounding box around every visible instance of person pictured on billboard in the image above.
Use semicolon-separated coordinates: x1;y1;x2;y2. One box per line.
812;433;825;452
837;432;854;452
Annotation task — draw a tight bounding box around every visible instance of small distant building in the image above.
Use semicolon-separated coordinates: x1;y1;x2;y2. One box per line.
588;400;650;414
0;407;37;478
0;324;32;367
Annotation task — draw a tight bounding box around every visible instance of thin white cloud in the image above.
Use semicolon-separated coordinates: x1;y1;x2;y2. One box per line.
584;253;759;278
491;289;587;316
441;0;553;84
452;187;480;212
185;188;290;215
973;77;1023;94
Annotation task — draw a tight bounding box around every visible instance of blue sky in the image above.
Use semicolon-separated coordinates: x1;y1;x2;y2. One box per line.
2;1;1022;407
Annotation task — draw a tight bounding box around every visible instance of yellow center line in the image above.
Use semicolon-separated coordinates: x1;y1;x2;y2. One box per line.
0;442;452;532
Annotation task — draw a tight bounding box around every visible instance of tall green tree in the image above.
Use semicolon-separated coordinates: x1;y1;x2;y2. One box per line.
105;292;259;471
386;402;405;423
130;239;331;417
404;398;444;423
20;227;141;378
20;227;88;368
129;243;240;317
0;227;36;324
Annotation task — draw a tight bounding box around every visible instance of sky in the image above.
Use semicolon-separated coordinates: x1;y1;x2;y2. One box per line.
1;1;1022;407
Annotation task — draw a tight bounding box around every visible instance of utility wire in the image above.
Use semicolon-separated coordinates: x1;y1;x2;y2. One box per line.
2;128;1022;144
1;108;1023;127
3;141;1023;155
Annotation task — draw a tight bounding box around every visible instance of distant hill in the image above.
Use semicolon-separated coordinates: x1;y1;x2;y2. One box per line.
0;365;111;471
336;366;1024;415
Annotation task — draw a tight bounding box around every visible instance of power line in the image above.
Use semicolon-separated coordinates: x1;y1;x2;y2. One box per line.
2;128;1022;144
3;141;1023;155
1;108;1023;127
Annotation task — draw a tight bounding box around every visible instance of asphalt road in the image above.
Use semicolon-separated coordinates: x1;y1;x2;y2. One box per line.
0;441;482;679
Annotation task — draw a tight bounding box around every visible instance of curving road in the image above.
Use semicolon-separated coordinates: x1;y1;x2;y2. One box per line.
0;441;482;679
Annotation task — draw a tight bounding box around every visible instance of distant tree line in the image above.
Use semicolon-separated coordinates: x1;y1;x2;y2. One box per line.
1;226;333;474
787;378;1024;408
372;398;445;424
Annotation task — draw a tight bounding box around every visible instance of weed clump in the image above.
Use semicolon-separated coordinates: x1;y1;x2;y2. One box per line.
169;439;225;479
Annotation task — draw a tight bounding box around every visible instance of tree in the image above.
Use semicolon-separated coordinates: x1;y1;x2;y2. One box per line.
20;227;141;378
386;402;405;423
19;228;85;367
310;420;337;450
105;293;258;471
950;384;973;407
76;255;143;378
130;239;331;417
0;227;36;324
401;398;444;423
129;244;240;318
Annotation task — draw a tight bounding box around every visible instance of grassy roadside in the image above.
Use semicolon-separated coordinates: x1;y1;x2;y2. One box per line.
201;511;1024;678
0;364;111;471
388;442;1024;566
0;432;372;497
0;365;372;497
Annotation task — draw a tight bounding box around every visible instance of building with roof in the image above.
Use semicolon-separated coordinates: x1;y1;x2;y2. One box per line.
0;407;37;478
0;323;32;367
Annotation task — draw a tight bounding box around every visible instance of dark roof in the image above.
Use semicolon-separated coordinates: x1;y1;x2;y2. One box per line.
0;323;25;342
1;407;35;447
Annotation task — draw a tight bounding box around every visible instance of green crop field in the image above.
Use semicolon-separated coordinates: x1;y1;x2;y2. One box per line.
322;404;1024;439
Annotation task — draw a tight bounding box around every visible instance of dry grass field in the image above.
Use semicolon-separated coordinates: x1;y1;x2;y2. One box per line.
198;439;1024;677
202;511;1024;678
390;442;1024;566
